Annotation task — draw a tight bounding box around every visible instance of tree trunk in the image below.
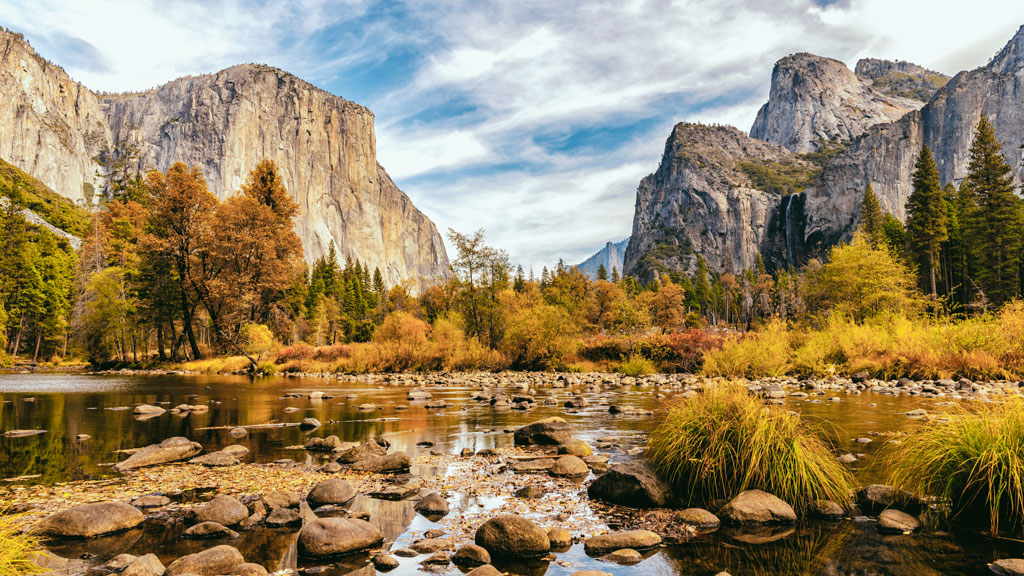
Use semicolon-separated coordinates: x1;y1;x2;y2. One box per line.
157;322;166;361
11;314;24;360
32;329;41;363
181;290;202;360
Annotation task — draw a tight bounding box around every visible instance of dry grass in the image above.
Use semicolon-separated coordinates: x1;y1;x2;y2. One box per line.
0;511;44;576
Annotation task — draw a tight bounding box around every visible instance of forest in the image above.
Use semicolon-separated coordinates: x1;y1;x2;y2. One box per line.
1;116;1023;378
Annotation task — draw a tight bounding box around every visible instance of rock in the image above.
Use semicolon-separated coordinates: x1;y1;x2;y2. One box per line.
336;441;387;464
195;495;250;526
603;548;643;564
76;434;91;440
165;545;245;576
408;389;432;401
222;445;249;457
297;518;384;557
306;478;356;507
229;563;268;576
991;559;1024;576
547;527;572;548
453;544;491;567
583;530;661;554
115;437;203;472
133;404;166;415
411;538;450;553
422;552;450;565
415;492;449;516
857;484;921;514
587;461;671;507
515;485;546;499
550;455;589;477
372;552;399;571
677;508;721;532
107;554;138;570
466;565;503;576
121;554;166;576
309;391;325;399
514;417;572;445
809;500;845;520
851;371;870;384
185;521;239;539
570;572;612;576
558;438;594;456
321;462;342;474
39;502;145;538
299;418;321;430
189;452;240;467
719;490;797;525
474;514;551;557
265;507;302;527
228;427;247;439
838;453;858;464
393;548;418;558
131;494;171;508
262;491;300;509
878;509;921;533
512;458;555;473
2;429;46;438
350;451;410;473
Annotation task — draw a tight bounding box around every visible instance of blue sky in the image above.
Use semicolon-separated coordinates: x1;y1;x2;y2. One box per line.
3;0;1023;271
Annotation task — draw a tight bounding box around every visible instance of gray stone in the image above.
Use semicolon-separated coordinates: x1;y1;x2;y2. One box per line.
306;478;356;507
115;437;203;472
878;509;920;533
165;545;245;576
452;544;491;567
514;417;572;445
195;495;249;526
185;521;239;539
297;518;384;557
39;502;145;538
474;514;551;557
719;490;797;525
587;461;671;507
583;530;661;554
350;451;410;473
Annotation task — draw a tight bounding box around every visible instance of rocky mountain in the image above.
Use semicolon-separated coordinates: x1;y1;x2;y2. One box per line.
575;238;629;279
854;58;950;102
749;53;924;153
626;25;1024;280
0;28;449;289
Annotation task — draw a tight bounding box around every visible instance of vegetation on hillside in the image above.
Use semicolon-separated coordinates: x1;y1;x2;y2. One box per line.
0;158;90;237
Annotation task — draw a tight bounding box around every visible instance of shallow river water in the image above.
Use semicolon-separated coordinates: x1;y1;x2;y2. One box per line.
1;372;1021;576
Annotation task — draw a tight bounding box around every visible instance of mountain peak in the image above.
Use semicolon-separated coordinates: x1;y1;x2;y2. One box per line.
988;24;1024;75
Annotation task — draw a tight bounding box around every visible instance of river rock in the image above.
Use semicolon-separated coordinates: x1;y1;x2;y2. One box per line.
262;491;300;509
222;445;249;457
121;554;165;576
453;544;491;566
857;484;921;514
228;427;247;439
107;554;138;570
131;494;171;508
583;530;661;554
550;455;589;477
603;548;643;564
474;514;551;557
230;563;268;576
514;417;572;445
991;559;1024;576
466;565;503;576
185;521;239;539
719;490;797;525
307;478;356;506
558;438;594;456
189;452;240;467
408;389;432;401
265;507;302;527
411;538;450;553
809;499;845;520
165;545;245;576
515;485;546;499
878;509;920;533
350;451;410;473
336;441;387;464
40;501;145;538
677;508;721;532
297;518;384;557
587;461;671;507
548;527;572;548
115;437;203;472
133;404;166;415
2;429;46;437
415;492;450;516
299;418;321;430
195;495;249;526
372;552;399;571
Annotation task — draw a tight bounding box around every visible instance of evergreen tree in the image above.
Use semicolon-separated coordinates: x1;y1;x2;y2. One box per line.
858;184;884;247
881;214;906;258
905;145;948;298
513;265;526;292
962;116;1023;307
693;256;710;314
596;264;608;281
610;266;620;283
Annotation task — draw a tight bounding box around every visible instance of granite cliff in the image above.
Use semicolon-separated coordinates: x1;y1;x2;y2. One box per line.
0;28;449;289
575;238;629;279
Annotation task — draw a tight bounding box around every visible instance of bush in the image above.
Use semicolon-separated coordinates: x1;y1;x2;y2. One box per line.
888;400;1024;535
0;511;44;575
647;385;855;509
275;342;315;362
617;353;656;376
702;320;792;377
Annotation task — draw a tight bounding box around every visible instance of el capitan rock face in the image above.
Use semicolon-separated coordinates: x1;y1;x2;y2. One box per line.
0;28;449;289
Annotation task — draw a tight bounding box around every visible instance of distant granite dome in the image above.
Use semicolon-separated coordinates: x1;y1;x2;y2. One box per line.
0;28;449;290
575;238;629;279
854;58;950;102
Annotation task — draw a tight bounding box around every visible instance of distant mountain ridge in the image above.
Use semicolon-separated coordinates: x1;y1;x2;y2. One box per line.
575;238;629;279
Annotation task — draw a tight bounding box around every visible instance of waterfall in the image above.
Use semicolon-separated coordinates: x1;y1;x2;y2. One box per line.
784;195;793;269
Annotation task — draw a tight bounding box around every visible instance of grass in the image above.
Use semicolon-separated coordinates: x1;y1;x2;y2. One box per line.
0;157;91;237
887;400;1024;535
646;385;855;509
617;353;657;376
0;512;44;576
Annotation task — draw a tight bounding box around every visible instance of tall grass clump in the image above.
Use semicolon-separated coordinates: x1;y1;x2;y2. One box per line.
0;512;44;575
617;353;657;376
647;386;855;509
888;400;1024;535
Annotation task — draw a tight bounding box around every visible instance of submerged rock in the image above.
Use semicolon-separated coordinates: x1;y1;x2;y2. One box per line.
877;509;920;533
185;521;239;539
474;514;551;557
583;530;661;554
991;559;1024;576
415;492;450;516
115;437;202;472
195;495;249;526
40;502;145;538
452;544;491;566
514;417;572;445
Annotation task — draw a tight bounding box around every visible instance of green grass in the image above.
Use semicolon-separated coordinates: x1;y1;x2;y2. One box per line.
0;511;45;576
646;385;855;509
888;400;1024;535
0;157;91;237
617;353;657;376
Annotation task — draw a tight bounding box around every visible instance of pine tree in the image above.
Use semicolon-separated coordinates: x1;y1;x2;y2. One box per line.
859;184;884;247
962;116;1023;307
693;256;710;315
596;264;608;281
905;145;948;298
513;265;525;292
881;214;906;258
610;266;620;283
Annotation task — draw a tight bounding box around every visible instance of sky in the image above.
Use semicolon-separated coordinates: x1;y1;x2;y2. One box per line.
3;0;1024;272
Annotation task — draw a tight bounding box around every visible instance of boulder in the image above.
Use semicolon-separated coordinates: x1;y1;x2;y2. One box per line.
452;544;491;567
677;508;721;532
719;490;797;525
189;452;239;467
120;554;165;576
350;451;410;473
133;404;166;415
991;559;1024;576
558;438;594;457
195;495;249;526
587;461;671;507
306;478;356;507
474;514;551;557
165;545;245;576
230;563;268;576
185;521;239;539
261;491;300;509
603;548;643;564
408;389;432;401
415;492;450;516
809;500;845;520
466;565;503;576
115;437;203;472
131;495;171;508
514;417;572;445
299;418;321;430
548;527;572;548
39;502;145;538
878;509;920;533
583;530;661;554
265;507;302;527
515;485;546;499
856;484;921;514
336;441;387;464
550;455;589;477
297;518;384;557
372;552;399;571
411;538;450;553
222;445;249;457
